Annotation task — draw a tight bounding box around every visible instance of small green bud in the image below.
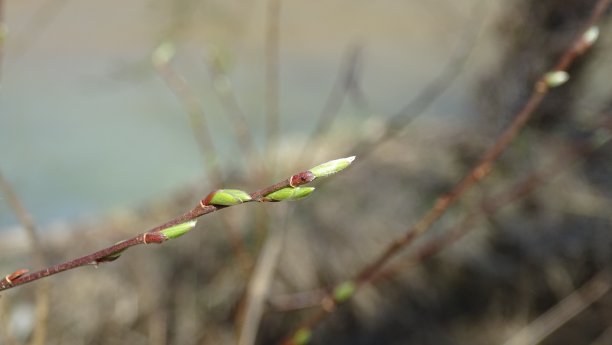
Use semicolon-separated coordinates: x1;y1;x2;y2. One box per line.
333;281;357;302
292;328;312;345
98;241;128;262
582;26;599;46
152;42;176;67
265;187;315;201
544;71;569;88
205;189;252;206
308;156;356;178
160;220;197;239
103;250;125;261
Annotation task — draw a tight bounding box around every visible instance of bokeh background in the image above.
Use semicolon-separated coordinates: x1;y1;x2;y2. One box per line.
1;1;612;344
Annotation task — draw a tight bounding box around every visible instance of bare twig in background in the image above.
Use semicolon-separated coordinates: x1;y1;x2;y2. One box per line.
153;45;254;270
591;323;612;345
299;45;363;159
153;47;222;184
272;115;611;324
268;288;327;313
503;270;611;345
239;206;290;345
265;0;281;171
0;298;19;345
280;1;610;343
352;1;488;160
13;0;70;58
0;172;46;265
206;53;264;170
353;0;609;292
299;1;486;169
0;170;50;345
402;119;612;268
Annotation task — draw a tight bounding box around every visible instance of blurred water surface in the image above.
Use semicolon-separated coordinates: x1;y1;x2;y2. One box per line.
0;0;491;230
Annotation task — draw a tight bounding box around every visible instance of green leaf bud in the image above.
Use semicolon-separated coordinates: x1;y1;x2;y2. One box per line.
582;26;599;46
544;71;569;88
160;220;197;239
293;328;312;345
152;41;176;67
205;189;252;206
102;250;125;262
265;187;315;201
333;280;357;302
308;156;355;178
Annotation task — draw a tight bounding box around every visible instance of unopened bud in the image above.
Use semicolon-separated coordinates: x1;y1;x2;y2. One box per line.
544;71;569;88
160;220;197;239
265;187;315;201
333;280;356;302
582;26;599;46
203;189;252;206
289;171;315;187
292;328;312;345
152;42;176;67
308;156;356;179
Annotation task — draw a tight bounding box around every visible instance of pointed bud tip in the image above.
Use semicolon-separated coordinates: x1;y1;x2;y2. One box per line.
583;26;599;46
160;220;197;240
206;189;252;206
152;42;176;66
308;156;356;178
544;71;569;88
265;187;315;201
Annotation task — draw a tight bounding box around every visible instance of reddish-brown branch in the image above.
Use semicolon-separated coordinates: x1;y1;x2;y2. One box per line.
279;1;610;343
154;50;258;270
279;113;612;344
0;169;317;292
353;0;610;294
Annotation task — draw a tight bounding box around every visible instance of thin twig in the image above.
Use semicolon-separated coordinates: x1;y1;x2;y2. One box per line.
154;56;222;184
0;157;353;292
354;0;610;292
590;323;612;345
299;45;363;160
272;115;611;318
206;54;264;169
502;270;611;345
265;0;281;170
0;298;19;345
239;205;290;345
280;1;610;343
352;0;488;160
0;170;50;345
0;182;282;292
154;49;254;270
13;0;71;58
0;172;47;264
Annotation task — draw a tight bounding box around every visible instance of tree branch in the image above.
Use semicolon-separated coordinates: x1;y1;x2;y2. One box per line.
0;156;356;292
